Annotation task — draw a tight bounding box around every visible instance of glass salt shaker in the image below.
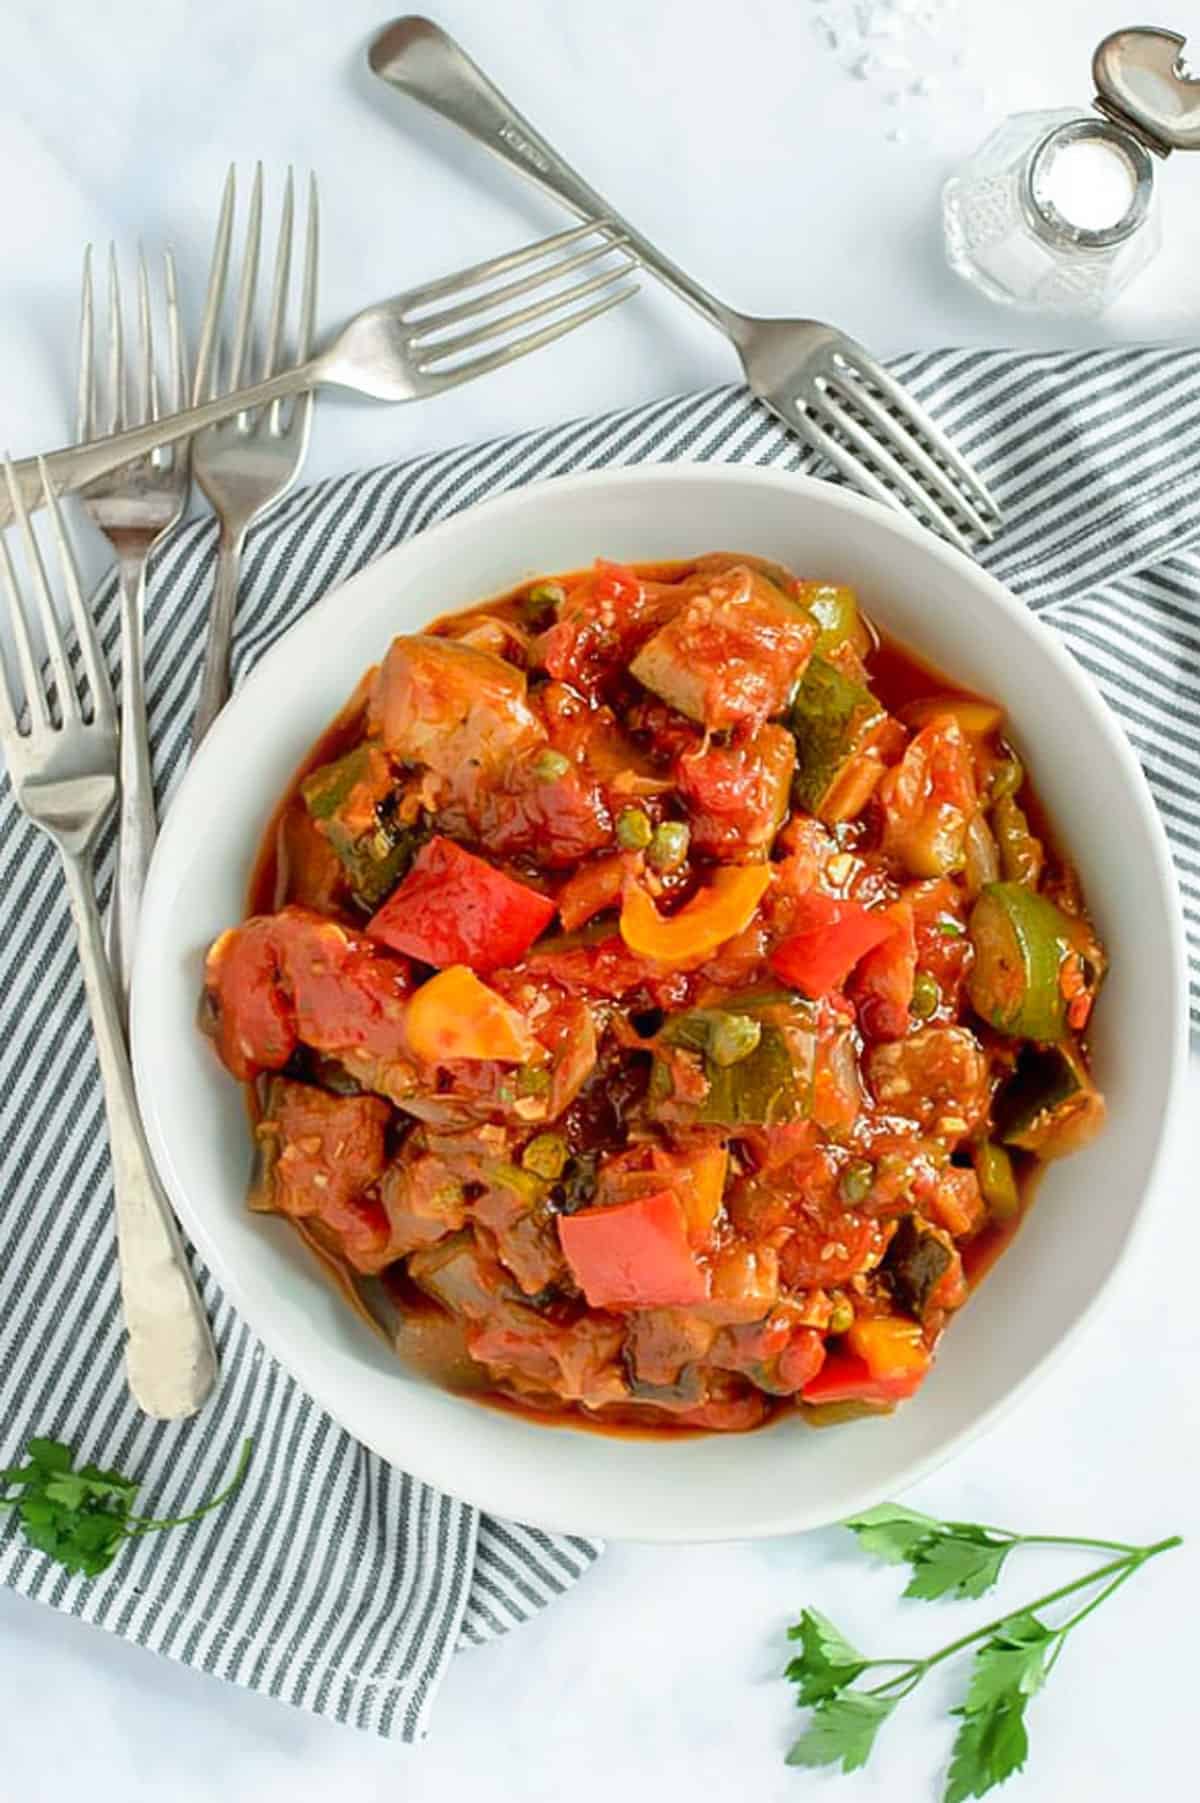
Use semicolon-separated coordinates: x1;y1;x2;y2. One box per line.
943;25;1200;316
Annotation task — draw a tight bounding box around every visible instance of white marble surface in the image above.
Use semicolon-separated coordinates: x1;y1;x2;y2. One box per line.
2;1;1199;1797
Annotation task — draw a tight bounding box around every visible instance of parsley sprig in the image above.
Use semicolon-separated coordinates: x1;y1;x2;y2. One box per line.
784;1503;1181;1800
0;1435;253;1578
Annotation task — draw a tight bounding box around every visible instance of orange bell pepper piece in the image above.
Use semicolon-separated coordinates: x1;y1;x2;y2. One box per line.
619;864;771;969
846;1316;931;1387
405;965;540;1065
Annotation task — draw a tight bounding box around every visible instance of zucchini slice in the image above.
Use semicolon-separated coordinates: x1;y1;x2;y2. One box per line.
789;656;889;822
967;882;1074;1040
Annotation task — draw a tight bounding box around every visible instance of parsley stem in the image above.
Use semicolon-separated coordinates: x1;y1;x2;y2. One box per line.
127;1438;254;1535
944;1521;1141;1556
870;1536;1180;1688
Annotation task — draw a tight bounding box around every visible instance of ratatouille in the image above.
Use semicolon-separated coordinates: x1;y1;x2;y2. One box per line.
201;554;1107;1433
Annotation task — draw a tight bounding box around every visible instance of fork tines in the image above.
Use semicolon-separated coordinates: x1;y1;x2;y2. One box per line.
77;242;188;450
401;220;638;385
801;344;1001;554
0;457;114;745
195;162;319;414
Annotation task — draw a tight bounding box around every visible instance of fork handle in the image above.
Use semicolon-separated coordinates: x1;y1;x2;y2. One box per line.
60;848;217;1419
0;363;320;529
190;523;246;751
369;18;739;338
108;554;157;1023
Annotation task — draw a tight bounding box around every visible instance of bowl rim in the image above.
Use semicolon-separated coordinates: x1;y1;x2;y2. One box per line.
132;462;1189;1540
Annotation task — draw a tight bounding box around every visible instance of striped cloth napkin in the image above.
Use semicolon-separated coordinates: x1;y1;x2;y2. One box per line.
2;347;1198;1742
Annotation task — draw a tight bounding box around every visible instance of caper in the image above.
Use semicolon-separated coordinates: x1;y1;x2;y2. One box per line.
517;1065;551;1097
531;748;571;783
616;806;653;850
647;820;690;871
828;1296;855;1335
910;969;940;1019
527;581;565;607
706;1012;763;1067
839;1159;874;1204
522;1132;569;1181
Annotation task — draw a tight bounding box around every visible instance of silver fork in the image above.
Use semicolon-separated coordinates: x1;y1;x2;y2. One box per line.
1;222;636;525
189;165;317;750
77;244;190;1017
0;458;215;1419
368;17;1001;555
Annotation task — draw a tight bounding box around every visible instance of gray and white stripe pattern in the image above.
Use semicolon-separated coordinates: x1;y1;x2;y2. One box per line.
2;348;1198;1739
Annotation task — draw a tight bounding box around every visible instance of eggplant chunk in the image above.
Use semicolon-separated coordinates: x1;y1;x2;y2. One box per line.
885;1214;954;1319
993;1042;1106;1159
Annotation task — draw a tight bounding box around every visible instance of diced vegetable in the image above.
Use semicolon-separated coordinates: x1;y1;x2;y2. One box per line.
967;881;1075;1040
619;864;771;968
555;854;627;933
972;1139;1021;1219
847;1316;931;1389
793;581;869;656
992;793;1044;887
675;724;795;858
993;1042;1106;1159
789;656;891;822
300;744;416;907
800;1315;930;1408
256;1079;395;1273
865;1025;990;1133
879;715;978;877
768;891;895;998
899;695;1004;739
706;1013;763;1067
371;634;544;779
649;993;815;1127
884;1215;954;1320
962;812;1000;899
678;1144;729;1244
558;1189;708;1308
476;754;614;869
698;1243;780;1324
405;965;540;1065
365;836;555;971
629;565;816;732
851;899;917;1040
203;907;417;1080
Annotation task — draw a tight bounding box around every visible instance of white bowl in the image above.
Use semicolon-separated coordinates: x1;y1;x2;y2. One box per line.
132;466;1187;1541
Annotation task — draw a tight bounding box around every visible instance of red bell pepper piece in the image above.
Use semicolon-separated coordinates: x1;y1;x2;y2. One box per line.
800;1352;927;1407
769;891;895;998
801;1317;930;1406
366;836;555;972
558;1189;709;1309
591;557;641;607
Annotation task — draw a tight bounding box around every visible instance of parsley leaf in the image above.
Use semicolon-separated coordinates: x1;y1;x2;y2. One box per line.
944;1698;1030;1802
784;1608;867;1704
786;1693;897;1773
904;1531;1013;1602
0;1436;252;1579
842;1503;940;1564
962;1628;1051;1716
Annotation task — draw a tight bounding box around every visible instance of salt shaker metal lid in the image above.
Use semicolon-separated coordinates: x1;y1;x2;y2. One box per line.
1092;26;1200;156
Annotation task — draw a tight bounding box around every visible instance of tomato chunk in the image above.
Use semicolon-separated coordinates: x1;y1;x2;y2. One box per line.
366;836;555;971
558;1189;709;1308
769;892;895;998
